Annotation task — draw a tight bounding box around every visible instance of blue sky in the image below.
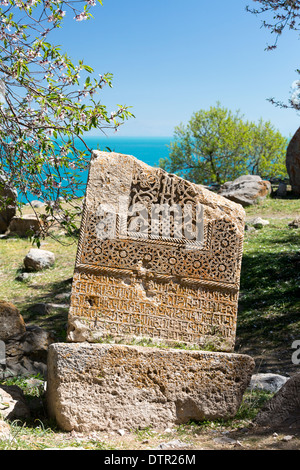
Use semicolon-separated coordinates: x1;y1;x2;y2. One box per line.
53;0;300;138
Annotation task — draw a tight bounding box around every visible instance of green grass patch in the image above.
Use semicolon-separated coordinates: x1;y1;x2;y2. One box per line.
238;217;300;348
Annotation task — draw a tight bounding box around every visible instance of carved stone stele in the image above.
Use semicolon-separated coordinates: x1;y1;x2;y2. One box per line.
67;151;246;352
47;152;254;432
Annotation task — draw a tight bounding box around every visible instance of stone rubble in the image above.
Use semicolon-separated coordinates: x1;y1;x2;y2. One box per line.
23;248;55;271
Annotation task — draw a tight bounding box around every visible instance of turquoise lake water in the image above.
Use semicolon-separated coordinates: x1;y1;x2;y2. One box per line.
23;136;173;202
83;135;173;167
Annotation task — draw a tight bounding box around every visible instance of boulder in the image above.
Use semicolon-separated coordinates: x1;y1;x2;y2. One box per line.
247;217;270;229
255;372;300;430
0;301;26;341
0;173;17;234
8;213;42;238
0;384;30;420
4;325;56;378
249;373;289;393
218;175;271;207
286;127;300;196
23;248;55;271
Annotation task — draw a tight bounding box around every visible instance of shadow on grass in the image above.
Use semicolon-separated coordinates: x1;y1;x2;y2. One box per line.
270;190;300;201
18;277;73;342
236;245;300;372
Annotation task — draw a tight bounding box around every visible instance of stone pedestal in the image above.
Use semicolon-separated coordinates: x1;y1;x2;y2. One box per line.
46;343;254;432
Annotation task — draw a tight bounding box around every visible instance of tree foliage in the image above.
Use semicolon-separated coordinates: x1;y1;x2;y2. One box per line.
159;104;288;185
246;0;300;49
0;0;133;242
246;0;300;111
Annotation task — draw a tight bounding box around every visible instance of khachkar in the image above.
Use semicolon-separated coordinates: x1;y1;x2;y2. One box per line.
47;152;254;432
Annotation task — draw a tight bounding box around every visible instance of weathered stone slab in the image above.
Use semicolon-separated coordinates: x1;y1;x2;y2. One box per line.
8;213;42;238
67;151;245;352
46;342;254;432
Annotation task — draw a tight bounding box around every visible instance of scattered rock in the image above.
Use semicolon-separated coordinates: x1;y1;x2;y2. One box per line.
0;300;26;342
248;217;270;229
218;175;271;207
4;325;56;378
213;435;238;445
0;384;30;420
164;427;173;433
30;200;45;208
155;439;189;450
8;214;42;238
27;303;68;316
255;372;300;430
54;292;71;301
0;172;17;234
23;248;55;271
15;272;33;282
27;303;53;316
44;447;87;450
23;377;45;393
249;373;289;393
245;224;256;232
0;418;12;441
286;126;300;196
282;435;294;442
275;182;287;198
288;217;300;229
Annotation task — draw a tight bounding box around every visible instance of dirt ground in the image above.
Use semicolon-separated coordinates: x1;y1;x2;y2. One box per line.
38;425;300;451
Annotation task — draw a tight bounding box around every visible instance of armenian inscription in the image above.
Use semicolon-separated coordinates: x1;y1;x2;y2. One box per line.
67;151;245;351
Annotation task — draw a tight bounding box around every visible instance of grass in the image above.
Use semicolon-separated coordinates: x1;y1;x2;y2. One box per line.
245;196;300;219
236;199;300;373
0;194;299;449
0;233;76;341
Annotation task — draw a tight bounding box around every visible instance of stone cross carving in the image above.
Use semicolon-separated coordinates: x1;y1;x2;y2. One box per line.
67;151;245;352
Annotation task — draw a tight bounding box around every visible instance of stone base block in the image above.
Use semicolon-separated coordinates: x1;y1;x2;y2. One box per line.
46;343;254;432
